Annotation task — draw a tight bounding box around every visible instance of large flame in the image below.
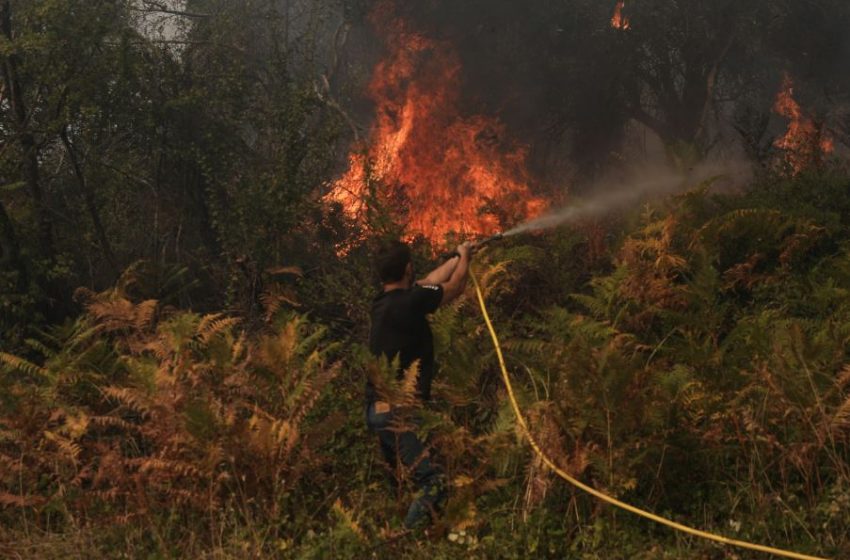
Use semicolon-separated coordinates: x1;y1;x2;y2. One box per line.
773;74;833;174
325;5;546;246
611;1;630;30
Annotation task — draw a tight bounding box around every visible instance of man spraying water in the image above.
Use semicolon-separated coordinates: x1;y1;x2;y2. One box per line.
366;239;473;529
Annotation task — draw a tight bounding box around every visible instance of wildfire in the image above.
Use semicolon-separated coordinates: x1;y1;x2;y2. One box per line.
773;74;833;174
611;1;630;30
325;4;546;246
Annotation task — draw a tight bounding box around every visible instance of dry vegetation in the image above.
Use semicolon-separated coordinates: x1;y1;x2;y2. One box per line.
3;171;850;558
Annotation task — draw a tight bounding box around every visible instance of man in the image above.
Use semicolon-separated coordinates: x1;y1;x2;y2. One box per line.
366;239;473;529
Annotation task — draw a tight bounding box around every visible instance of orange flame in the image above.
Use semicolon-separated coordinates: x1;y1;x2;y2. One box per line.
611;1;630;30
325;5;546;246
773;74;833;174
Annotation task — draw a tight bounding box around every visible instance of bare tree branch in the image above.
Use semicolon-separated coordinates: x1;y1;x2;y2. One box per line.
133;0;211;19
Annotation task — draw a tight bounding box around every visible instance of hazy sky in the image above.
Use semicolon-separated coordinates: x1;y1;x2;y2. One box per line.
133;0;190;51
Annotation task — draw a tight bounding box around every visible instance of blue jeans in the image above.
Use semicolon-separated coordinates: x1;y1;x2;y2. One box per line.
365;401;446;528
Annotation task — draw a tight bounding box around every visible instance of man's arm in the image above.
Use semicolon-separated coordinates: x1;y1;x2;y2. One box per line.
437;243;472;306
416;255;459;286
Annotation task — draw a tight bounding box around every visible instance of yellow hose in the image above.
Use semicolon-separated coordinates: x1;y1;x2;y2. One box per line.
469;270;830;560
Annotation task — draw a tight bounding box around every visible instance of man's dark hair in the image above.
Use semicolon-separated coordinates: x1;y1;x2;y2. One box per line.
376;240;411;283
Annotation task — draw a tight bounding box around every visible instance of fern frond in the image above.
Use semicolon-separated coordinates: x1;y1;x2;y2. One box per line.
23;338;55;359
698;208;785;238
479;261;511;298
333;498;367;541
64;323;104;353
260;284;300;321
290;363;341;428
266;265;303;277
399;360;420;405
88;415;140;433
835;364;850;391
0;427;21;443
829;395;850;441
43;431;82;463
101;386;152;417
295;326;328;359
130;457;201;478
0;352;50;380
231;331;249;363
503;339;549;356
0;492;46;507
134;300;158;330
86;297;133;330
570;293;612;319
197;313;240;343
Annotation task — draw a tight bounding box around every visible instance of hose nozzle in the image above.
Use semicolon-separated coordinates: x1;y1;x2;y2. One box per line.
474;232;504;249
440;232;505;261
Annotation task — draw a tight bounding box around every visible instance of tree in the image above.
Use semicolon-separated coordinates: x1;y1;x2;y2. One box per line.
1;0;55;259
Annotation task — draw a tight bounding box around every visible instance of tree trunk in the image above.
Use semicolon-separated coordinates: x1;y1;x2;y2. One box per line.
0;197;27;291
60;126;118;275
1;0;55;258
189;165;223;259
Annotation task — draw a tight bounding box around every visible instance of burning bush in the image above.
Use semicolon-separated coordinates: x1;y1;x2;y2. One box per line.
325;2;546;246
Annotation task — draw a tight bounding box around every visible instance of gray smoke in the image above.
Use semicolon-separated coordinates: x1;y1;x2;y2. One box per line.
347;0;850;183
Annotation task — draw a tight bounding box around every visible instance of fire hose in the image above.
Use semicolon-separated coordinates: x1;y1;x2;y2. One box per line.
468;268;830;560
439;232;504;261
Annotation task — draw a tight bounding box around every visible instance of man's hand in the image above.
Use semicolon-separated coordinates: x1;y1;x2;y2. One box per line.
456;241;473;260
418;241;474;286
437;241;473;306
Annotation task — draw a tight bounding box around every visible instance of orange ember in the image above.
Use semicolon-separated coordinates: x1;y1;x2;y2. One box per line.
611;1;630;30
325;5;546;246
773;74;833;174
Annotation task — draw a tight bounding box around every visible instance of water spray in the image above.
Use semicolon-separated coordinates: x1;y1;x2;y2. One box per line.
438;160;751;261
502;160;751;237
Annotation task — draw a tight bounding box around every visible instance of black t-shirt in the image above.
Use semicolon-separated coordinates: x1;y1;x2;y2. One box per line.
367;283;444;403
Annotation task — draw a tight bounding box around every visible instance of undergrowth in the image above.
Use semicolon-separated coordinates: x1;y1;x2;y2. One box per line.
2;170;850;558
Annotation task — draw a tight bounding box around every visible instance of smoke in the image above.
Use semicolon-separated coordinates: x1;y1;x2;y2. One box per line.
343;0;850;182
503;159;753;237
